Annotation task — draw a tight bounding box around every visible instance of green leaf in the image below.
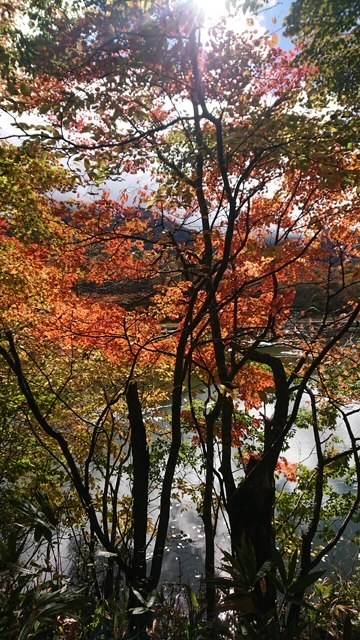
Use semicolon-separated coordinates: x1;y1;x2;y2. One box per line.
131;606;148;615
289;570;325;596
273;548;287;586
19;83;31;96
39;104;51;114
256;560;272;581
146;594;156;608
131;588;146;606
288;548;298;585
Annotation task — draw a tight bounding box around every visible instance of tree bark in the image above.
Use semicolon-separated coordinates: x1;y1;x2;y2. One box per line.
228;457;276;613
203;409;216;626
126;381;151;638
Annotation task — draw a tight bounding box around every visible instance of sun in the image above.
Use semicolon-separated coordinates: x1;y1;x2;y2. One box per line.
193;0;252;32
194;0;228;22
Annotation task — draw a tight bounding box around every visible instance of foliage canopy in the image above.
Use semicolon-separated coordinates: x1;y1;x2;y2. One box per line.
0;0;359;637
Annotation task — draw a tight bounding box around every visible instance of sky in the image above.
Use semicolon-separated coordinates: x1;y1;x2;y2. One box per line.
194;0;293;48
260;0;293;50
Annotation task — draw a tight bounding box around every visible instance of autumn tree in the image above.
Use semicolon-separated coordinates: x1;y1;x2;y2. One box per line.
285;0;360;106
1;0;360;636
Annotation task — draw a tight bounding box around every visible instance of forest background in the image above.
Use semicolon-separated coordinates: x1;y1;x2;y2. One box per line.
0;0;360;638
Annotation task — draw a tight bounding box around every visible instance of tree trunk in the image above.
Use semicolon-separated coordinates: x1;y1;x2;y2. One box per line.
228;458;276;614
126;382;151;639
203;410;216;627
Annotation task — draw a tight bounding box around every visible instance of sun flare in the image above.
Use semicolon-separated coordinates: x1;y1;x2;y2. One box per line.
194;0;228;22
193;0;257;33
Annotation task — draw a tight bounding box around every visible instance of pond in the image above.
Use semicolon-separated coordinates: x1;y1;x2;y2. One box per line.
158;341;360;586
28;341;360;590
